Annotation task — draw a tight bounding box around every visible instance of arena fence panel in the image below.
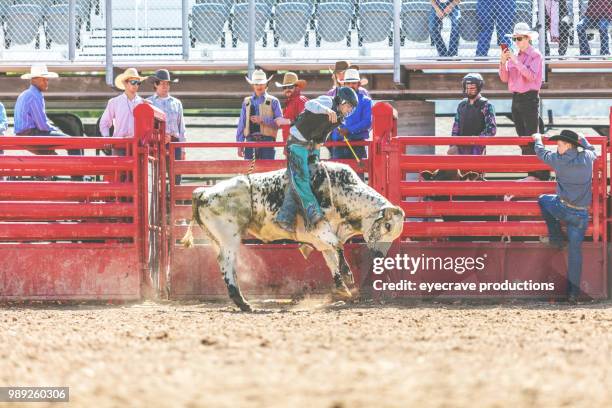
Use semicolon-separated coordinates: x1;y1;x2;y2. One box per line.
0;104;168;301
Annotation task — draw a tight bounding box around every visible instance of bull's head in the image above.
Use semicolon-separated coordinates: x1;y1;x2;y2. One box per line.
362;205;405;258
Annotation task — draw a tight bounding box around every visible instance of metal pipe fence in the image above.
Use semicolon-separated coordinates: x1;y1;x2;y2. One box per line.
0;0;609;65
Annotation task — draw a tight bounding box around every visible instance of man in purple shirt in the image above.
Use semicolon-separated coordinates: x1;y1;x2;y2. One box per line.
577;0;611;56
499;23;548;181
236;69;282;160
14;64;81;156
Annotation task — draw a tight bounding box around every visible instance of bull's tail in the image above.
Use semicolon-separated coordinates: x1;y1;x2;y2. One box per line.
181;193;205;248
180;219;196;248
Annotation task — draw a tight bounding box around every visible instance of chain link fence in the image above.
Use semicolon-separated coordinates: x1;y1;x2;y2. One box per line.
0;0;609;63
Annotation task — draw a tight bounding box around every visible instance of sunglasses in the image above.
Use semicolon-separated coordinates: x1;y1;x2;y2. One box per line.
513;36;526;42
127;79;142;86
284;85;295;90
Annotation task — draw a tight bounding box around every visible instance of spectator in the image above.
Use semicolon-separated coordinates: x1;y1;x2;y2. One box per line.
476;0;516;56
147;69;185;184
14;64;81;156
450;73;496;157
327;61;369;97
499;23;548;181
274;72;308;142
534;130;597;304
0;101;7;156
99;68;147;155
429;0;461;57
236;69;282;160
330;68;372;161
577;0;611;56
544;0;572;56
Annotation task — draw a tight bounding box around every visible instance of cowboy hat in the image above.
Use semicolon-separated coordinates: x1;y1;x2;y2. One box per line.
511;22;539;41
341;68;368;86
548;130;585;148
329;60;351;74
149;69;178;83
115;68;148;90
20;64;59;79
245;69;273;85
275;72;306;89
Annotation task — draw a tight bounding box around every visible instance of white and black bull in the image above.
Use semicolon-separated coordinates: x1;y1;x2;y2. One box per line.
181;161;404;311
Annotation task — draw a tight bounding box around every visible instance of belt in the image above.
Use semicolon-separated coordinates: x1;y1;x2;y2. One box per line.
560;198;588;211
513;90;539;97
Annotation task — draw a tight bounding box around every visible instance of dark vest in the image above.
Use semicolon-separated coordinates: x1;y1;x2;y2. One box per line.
294;109;343;144
248;101;261;135
457;97;487;136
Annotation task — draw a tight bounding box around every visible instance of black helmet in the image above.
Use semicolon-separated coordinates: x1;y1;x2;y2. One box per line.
462;73;484;94
335;86;359;108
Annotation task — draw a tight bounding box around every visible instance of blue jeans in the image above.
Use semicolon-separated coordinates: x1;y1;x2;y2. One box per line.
244;135;275;160
276;143;323;231
476;0;515;56
577;17;610;56
538;194;589;297
428;1;460;57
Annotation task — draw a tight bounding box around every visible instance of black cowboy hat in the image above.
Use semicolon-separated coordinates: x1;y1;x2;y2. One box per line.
149;69;178;83
548;129;585;148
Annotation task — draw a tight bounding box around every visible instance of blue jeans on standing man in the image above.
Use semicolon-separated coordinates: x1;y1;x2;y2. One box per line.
577;17;610;56
476;0;516;56
428;1;461;57
538;194;589;298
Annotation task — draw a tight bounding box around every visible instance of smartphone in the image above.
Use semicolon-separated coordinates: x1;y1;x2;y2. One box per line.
501;43;508;52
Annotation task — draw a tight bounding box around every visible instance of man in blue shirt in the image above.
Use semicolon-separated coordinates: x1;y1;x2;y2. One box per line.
14;64;81;156
534;130;597;303
0;101;7;157
331;68;371;161
235;69;282;160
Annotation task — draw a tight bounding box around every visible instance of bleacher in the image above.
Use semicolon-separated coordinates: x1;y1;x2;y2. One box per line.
0;0;609;64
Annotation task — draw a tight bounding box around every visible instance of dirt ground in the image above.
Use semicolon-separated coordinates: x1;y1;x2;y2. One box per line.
1;299;611;408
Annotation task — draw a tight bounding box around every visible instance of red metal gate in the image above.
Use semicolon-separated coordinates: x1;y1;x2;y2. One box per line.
0;104;167;301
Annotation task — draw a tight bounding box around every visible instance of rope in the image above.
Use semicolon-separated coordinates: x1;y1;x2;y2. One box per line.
247;153;256;176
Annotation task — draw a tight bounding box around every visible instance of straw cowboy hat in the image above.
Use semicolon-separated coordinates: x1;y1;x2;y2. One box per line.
329;60;360;74
114;68;148;90
341;68;368;86
245;69;273;85
149;69;178;83
275;72;306;89
511;22;539;41
20;64;59;79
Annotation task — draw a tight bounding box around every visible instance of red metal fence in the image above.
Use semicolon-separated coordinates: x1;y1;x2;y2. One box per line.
1;103;610;301
0;104;168;300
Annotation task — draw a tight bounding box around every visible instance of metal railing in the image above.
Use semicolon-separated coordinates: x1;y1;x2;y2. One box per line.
0;0;609;68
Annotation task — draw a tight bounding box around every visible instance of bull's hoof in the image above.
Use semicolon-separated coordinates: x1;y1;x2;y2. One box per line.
238;302;253;312
342;272;355;286
332;286;353;301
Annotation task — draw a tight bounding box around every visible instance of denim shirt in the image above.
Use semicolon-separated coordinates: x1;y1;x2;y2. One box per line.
535;136;597;207
147;94;186;141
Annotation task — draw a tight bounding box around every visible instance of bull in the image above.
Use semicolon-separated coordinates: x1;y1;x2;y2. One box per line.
181;161;405;311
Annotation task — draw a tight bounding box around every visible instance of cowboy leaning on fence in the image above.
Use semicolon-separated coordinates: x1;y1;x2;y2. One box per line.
235;69;283;160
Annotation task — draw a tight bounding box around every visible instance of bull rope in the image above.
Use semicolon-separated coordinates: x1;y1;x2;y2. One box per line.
245;154;257;221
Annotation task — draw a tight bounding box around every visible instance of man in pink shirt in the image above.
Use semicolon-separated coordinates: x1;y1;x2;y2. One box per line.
499;22;548;181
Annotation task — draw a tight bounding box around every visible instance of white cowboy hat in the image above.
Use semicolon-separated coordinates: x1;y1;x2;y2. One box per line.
20;64;59;79
275;72;307;89
114;67;148;90
245;69;273;85
511;22;539;41
341;68;368;86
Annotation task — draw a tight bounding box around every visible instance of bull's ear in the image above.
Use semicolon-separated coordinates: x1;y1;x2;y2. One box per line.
382;206;404;220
